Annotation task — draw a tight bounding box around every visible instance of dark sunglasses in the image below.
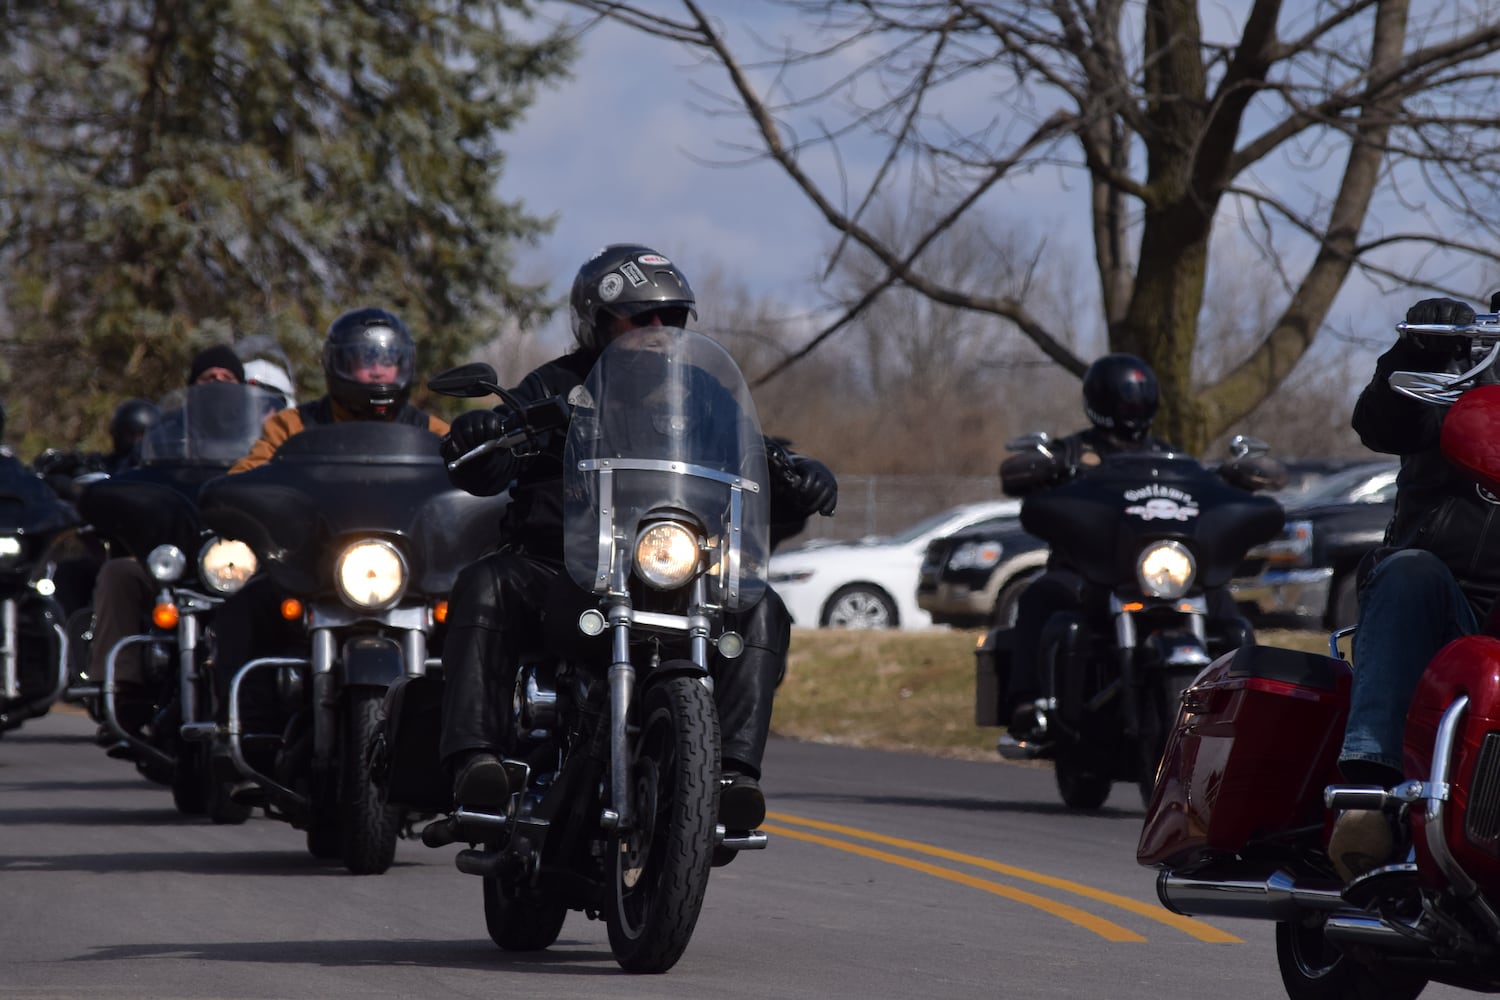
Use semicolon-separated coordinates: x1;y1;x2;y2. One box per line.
615;305;691;329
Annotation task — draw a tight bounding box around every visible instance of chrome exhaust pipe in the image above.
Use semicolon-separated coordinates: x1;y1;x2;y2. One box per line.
1324;912;1431;954
1157;866;1345;920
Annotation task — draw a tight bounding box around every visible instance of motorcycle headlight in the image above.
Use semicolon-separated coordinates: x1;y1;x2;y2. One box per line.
335;539;408;610
1136;541;1196;600
634;521;700;590
147;544;188;583
199;537;257;595
0;535;22;569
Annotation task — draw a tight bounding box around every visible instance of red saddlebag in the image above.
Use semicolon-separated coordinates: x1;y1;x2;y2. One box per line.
1138;643;1350;868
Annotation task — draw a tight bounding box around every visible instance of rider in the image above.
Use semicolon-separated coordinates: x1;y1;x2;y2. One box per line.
1327;294;1500;880
212;308;450;741
998;353;1269;741
34;398;161;497
437;243;838;829
86;348;243;741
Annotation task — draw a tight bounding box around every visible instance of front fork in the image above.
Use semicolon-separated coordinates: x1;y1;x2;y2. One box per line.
602;574;714;833
1110;593;1208;740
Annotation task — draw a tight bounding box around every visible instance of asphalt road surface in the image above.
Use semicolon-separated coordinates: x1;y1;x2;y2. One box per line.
0;708;1473;1000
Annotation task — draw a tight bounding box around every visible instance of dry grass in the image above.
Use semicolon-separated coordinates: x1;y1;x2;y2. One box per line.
771;627;1334;761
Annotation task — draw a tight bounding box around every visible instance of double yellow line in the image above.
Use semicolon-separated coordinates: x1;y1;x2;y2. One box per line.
762;812;1240;944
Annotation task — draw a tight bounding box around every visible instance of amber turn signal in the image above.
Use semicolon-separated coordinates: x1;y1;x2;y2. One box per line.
152;603;180;630
280;597;304;621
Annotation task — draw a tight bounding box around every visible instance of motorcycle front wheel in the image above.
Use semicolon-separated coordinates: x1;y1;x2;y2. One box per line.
338;688;401;875
606;673;718;973
1275;916;1426;1000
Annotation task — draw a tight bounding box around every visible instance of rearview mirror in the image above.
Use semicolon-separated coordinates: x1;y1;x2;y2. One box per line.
428;362;500;398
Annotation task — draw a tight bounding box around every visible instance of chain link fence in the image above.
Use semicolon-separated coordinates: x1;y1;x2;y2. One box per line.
788;475;1004;546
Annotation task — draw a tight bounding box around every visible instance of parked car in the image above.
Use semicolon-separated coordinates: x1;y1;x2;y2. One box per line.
768;499;1019;629
916;517;1049;629
1229;459;1399;629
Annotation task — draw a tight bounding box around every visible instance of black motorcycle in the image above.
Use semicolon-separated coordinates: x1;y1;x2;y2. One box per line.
73;380;277;817
386;326;770;972
979;437;1284;809
196;419;506;874
0;451;95;735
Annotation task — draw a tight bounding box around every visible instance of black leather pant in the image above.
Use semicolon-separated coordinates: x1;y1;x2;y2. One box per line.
438;547;789;779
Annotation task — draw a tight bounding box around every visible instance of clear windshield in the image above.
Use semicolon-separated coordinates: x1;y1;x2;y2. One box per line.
142;381;285;464
563;327;770;609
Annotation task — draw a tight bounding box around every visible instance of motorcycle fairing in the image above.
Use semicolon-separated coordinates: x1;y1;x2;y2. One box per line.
200;422;508;597
562;327;770;611
1021;452;1285;589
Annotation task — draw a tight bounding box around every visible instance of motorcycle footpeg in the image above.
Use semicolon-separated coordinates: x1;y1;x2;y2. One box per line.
715;827;768;852
422;806;511;849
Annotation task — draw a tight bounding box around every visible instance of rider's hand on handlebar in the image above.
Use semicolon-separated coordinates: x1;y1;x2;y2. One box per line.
789;456;838;517
442;408;509;462
1402;297;1475;361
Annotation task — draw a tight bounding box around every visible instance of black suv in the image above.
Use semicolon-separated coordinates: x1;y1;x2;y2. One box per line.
1230;459;1399;629
916;515;1049;629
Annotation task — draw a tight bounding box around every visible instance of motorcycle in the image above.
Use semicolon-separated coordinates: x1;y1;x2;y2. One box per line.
0;451;95;735
195;417;506;874
977;437;1284;809
1138;315;1500;999
385;325;770;973
72;380;278;818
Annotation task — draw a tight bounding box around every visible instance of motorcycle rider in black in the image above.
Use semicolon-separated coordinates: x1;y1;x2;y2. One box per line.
1000;353;1268;741
438;243;838;830
1325;294;1500;880
34;397;161;499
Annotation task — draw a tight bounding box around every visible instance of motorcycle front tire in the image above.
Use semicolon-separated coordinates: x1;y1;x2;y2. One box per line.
606;672;718;973
339;688;401;875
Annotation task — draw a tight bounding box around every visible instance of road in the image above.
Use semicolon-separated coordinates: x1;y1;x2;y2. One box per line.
0;708;1471;1000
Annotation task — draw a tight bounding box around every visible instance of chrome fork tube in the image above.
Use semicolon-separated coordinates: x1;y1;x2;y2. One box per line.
402;629;427;677
1;597;17;699
178;612;200;723
609;604;635;830
311;628;337;766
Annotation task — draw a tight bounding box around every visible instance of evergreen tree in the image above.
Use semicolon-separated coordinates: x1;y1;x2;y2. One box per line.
0;0;573;455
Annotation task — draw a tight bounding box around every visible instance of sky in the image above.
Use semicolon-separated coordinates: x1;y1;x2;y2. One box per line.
495;3;1494;365
499;7;842;348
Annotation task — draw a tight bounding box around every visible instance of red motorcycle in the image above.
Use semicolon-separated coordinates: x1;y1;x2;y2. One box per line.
1138;321;1500;999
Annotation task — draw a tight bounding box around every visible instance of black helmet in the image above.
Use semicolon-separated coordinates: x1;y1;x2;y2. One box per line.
109;398;160;457
1082;353;1159;440
569;244;697;354
320;307;416;420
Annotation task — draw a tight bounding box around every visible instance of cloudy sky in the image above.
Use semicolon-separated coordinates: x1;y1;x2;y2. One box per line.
496;4;1485;359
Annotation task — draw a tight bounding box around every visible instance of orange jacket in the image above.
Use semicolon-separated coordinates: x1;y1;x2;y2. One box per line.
230;398;450;474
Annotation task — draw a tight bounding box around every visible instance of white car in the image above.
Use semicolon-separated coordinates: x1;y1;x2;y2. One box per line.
768;500;1021;629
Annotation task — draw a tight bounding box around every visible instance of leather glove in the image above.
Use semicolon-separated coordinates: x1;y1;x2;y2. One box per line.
441;408;507;463
1403;297;1474;360
789;456;838;517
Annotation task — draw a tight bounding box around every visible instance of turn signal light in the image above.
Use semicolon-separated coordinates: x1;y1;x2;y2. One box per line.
280;597;304;621
432;600;448;625
152;603;180;630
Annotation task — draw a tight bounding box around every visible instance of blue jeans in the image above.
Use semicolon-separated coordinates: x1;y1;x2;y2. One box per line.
1341;549;1477;775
